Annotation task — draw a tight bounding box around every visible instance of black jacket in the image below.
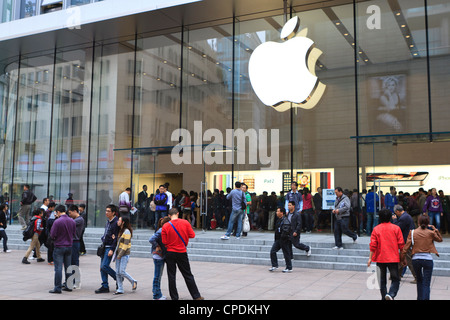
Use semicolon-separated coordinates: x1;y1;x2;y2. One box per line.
21;190;36;205
286;211;302;234
0;210;7;229
102;216;119;248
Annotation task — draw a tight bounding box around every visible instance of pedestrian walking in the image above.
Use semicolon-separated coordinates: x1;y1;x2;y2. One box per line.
161;208;203;300
332;187;357;250
367;209;405;300
17;184;37;229
392;204;417;282
113;215;137;295
221;181;247;240
95;205;119;294
149;216;170;300
286;201;311;257
401;214;443;300
0;204;10;253
269;207;293;273
49;205;76;294
22;209;45;264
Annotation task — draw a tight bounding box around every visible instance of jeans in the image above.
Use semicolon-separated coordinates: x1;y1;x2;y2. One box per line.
152;258;165;299
53;246;72;292
165;251;201;300
100;246;116;288
225;208;243;237
366;212;378;236
376;262;400;300
115;255;136;293
270;239;292;270
154;210;167;230
412;259;433;300
428;211;441;230
334;217;357;248
71;241;80;266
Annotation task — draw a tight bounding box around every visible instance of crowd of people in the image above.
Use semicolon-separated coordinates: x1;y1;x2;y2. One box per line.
3;181;447;300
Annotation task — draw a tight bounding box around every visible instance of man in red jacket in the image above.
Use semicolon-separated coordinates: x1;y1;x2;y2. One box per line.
162;208;203;300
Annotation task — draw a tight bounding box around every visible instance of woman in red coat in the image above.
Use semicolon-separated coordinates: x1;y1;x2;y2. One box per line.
367;209;405;300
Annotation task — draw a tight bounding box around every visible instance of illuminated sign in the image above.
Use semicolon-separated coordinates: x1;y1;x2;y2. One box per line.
248;16;326;112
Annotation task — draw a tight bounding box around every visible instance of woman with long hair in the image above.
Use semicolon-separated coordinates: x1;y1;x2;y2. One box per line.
113;215;137;295
401;214;443;300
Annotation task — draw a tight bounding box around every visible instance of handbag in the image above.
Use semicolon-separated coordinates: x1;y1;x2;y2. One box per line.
97;243;105;257
243;214;250;233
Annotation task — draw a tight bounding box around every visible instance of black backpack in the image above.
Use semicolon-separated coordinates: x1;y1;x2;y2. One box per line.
22;217;38;241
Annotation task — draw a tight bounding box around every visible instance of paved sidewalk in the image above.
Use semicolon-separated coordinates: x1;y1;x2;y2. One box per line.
1;245;450;301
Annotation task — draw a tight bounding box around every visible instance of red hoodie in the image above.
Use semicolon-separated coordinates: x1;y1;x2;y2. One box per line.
161;218;195;253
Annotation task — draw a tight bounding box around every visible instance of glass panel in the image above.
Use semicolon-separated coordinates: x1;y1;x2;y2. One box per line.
357;0;429;137
88;42;134;227
11;54;54;224
429;0;450;133
49;48;91;211
232;15;291;232
70;0;91;7
0;60;18;221
0;0;13;23
20;0;37;18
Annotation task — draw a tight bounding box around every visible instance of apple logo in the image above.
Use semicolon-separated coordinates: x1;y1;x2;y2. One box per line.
248;16;326;112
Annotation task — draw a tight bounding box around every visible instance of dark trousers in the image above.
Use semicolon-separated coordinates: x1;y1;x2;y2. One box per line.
412;259;433;300
377;262;400;300
334;217;357;247
165;251;201;300
0;229;8;251
302;208;314;232
270;238;292;270
289;234;310;258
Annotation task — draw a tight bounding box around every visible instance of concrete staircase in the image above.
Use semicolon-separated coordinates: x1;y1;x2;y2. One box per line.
6;225;450;276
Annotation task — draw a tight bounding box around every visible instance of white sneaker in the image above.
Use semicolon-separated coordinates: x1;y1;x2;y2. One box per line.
353;237;358;244
235;237;240;240
385;294;393;300
282;268;292;273
307;248;311;257
221;235;230;240
268;267;278;272
154;295;167;300
4;250;11;253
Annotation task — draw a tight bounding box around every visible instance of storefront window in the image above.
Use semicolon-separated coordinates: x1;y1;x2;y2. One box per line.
20;0;37;18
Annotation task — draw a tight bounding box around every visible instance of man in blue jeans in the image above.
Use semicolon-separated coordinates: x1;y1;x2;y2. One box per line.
95;205;119;293
49;205;76;294
221;181;247;240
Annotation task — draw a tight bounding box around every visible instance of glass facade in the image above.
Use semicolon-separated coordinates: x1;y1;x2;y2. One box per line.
1;0;450;228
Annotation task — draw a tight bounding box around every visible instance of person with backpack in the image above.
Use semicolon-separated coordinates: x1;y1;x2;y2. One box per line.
0;204;11;253
18;184;37;230
22;209;45;264
269;207;293;273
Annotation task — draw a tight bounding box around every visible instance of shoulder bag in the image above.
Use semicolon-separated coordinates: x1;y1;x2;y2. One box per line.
169;221;187;247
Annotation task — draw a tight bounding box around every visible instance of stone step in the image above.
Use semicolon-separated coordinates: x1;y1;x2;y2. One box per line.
5;227;450;277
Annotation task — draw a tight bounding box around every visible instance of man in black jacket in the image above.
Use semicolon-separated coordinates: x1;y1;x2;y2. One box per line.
287;201;311;258
95;204;119;294
18;184;36;230
269;207;293;273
